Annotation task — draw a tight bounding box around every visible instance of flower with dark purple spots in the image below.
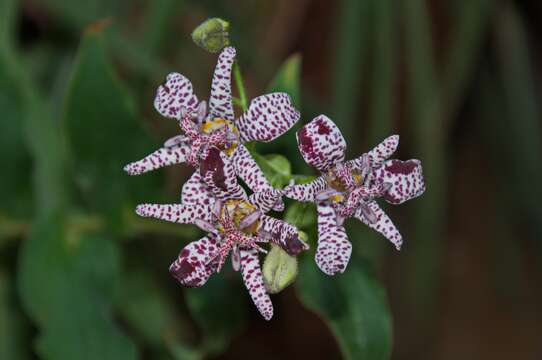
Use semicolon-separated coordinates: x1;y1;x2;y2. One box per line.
284;115;425;275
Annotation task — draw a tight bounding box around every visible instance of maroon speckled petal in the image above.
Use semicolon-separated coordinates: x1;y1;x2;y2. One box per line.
296;115;346;172
248;189;283;213
181;172;215;207
315;202;352;275
240;248;273;320
169;235;219;287
209;47;236;121
135;203;214;224
258;215;308;256
236;93;300;143
354;201;402;250
283;176;328;202
374;159;425;204
200;147;247;201
123;144;190;175
154;72;199;119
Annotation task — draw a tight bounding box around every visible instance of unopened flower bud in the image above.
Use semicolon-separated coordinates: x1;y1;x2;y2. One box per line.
192;18;230;53
262;244;298;294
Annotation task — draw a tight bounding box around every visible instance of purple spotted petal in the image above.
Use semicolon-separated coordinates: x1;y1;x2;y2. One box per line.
209;47;235;121
200;147;247;201
233;145;273;191
135;203;213;224
169;235;219;287
259;215;308;256
123;144;190;175
154;72;199;119
181;172;215;207
283;176;328;202
315;202;352;275
374;159;425;204
354;201;402;250
248;189;283;213
350;135;399;169
233;145;284;211
236;93;300;143
296;115;346;172
240;248;273;320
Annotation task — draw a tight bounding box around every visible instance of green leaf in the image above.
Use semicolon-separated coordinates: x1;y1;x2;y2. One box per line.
296;256;392;360
117;270;188;349
267;54;301;108
63;25;160;226
249;151;292;188
0;53;33;219
18;217;137;360
185;270;247;356
0;271;30;360
0;0;17;51
262;55;306;170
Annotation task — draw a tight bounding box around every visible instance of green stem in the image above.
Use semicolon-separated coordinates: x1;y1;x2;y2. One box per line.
233;61;248;112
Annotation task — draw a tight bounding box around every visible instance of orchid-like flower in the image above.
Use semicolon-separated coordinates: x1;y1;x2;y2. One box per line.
135;170;308;320
284;115;425;275
123;47;299;210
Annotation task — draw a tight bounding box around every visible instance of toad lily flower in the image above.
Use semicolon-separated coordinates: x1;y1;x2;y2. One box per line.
284;115;425;275
123;46;299;210
135;174;308;320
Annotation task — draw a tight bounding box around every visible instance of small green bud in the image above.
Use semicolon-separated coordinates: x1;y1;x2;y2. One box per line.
263;244;298;294
192;18;230;53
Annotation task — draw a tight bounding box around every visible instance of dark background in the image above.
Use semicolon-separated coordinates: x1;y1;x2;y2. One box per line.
1;0;542;359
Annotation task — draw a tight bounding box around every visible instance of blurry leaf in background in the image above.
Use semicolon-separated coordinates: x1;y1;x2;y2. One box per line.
117;270;198;358
297;255;391;360
18;217;137;359
0;270;29;360
185;269;248;357
267;54;301;108
63;24;160;227
0;54;33;219
259;54;306;170
39;0;121;30
332;0;370;141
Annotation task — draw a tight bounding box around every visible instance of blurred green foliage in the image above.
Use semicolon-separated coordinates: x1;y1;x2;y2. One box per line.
1;0;541;359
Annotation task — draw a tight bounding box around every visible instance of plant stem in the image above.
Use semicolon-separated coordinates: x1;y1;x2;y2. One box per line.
233;61;248;112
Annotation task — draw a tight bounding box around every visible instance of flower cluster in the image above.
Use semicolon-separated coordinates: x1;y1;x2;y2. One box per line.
125;47;425;320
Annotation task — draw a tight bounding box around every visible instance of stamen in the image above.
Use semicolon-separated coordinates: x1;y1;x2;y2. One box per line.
239;210;262;230
316;188;340;201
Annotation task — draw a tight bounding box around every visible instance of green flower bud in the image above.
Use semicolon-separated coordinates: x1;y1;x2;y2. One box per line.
191;18;230;53
263;244;298;294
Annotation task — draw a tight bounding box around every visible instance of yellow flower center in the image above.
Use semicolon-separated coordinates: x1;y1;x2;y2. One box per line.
220;199;260;234
201;118;239;156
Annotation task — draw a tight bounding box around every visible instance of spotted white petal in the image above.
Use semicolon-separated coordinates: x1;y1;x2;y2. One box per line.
374;159;425;204
200;147;247;201
296;115;346;172
315;202;352;275
366;135;399;168
233;145;284;211
154;72;199;119
240;248;273;320
259;215;308;256
209;47;236;121
248;189;283;214
354;201;402;250
236;93;300;143
181;172;215;207
135;203;214;224
123;144;190;176
283;176;328;202
169;235;219;287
